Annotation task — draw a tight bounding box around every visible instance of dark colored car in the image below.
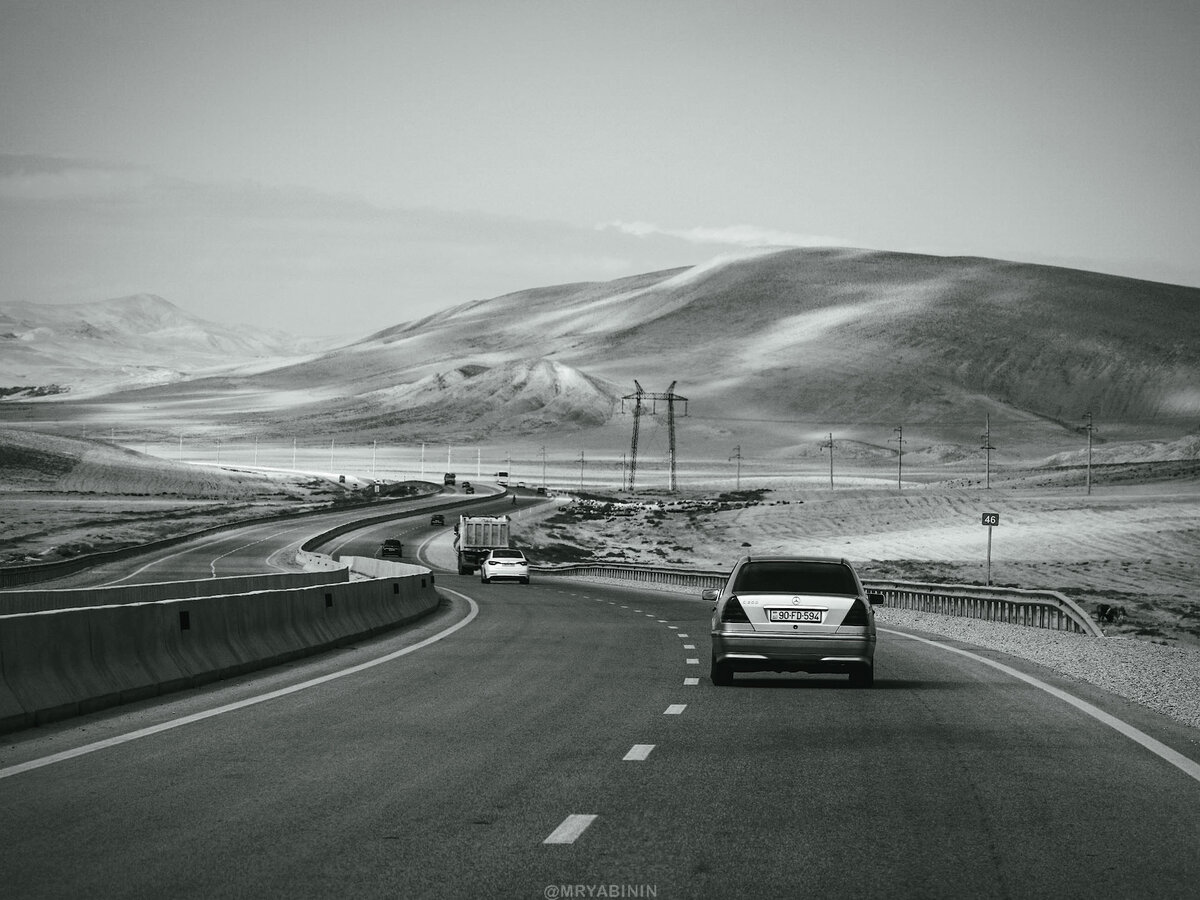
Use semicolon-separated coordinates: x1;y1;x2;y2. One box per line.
707;556;883;687
380;538;403;558
463;484;475;494
430;514;445;526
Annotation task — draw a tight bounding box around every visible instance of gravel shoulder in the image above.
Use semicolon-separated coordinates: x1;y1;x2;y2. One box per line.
876;607;1200;731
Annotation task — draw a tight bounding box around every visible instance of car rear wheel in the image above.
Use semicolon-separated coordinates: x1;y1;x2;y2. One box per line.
710;659;733;686
849;665;874;688
480;574;490;584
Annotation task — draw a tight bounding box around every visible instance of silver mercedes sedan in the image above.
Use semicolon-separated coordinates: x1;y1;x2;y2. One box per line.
706;556;883;687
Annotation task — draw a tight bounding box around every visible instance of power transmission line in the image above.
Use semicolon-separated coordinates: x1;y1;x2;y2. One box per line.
622;381;688;491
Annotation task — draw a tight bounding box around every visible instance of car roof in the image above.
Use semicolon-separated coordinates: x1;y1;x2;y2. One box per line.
733;554;850;566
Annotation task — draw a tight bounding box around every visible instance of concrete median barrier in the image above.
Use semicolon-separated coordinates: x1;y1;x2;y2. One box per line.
0;567;442;734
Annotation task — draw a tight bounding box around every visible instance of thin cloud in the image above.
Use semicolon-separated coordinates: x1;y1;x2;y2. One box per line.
597;220;851;248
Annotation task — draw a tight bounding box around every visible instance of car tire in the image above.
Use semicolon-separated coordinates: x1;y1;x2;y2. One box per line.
849;665;874;688
520;577;529;585
480;574;490;584
710;659;733;686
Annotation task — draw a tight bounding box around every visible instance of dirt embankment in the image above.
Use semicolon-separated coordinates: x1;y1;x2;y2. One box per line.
0;428;372;565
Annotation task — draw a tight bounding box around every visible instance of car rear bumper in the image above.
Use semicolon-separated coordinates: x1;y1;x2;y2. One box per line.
711;630;875;671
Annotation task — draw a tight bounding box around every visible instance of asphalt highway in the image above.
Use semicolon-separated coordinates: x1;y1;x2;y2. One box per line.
3;489;1199;897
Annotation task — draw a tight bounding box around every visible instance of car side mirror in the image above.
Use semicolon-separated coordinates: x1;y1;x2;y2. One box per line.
702;588;720;603
867;592;885;605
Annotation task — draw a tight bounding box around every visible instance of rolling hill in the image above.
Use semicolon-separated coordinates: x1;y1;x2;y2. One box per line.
4;249;1199;459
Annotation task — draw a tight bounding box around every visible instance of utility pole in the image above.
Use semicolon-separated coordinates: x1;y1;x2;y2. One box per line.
622;380;688;492
329;438;335;470
292;437;297;470
981;415;995;489
729;445;742;490
891;426;905;490
371;439;377;476
254;435;259;467
540;446;547;490
578;450;585;493
419;442;426;479
1083;412;1095;494
821;432;835;488
216;437;221;466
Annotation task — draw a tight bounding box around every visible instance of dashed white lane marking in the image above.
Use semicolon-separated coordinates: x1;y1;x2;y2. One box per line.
686;658;699;665
544;814;597;844
882;628;1200;786
623;744;655;761
668;625;678;629
677;633;689;638
665;704;687;715
684;678;699;686
683;644;695;650
657;619;667;623
0;593;482;781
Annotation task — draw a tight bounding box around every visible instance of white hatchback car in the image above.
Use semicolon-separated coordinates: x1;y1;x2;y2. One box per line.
479;549;530;584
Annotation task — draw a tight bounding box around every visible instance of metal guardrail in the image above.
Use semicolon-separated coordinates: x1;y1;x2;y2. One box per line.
865;579;1104;637
529;563;1105;637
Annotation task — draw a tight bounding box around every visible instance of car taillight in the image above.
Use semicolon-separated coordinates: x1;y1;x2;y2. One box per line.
721;596;750;623
841;598;870;627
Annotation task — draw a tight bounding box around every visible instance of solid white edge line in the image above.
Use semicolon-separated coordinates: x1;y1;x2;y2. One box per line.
544;814;597;844
0;590;480;781
881;627;1200;785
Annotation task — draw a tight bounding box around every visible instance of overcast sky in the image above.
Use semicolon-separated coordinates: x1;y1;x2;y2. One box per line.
2;0;1198;337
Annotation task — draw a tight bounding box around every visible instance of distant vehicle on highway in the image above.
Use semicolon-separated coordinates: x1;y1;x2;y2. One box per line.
460;480;471;489
706;556;883;687
380;538;403;558
479;548;529;584
443;473;456;485
430;514;445;526
463;484;475;494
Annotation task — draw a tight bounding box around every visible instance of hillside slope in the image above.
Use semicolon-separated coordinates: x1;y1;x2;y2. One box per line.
9;249;1199;454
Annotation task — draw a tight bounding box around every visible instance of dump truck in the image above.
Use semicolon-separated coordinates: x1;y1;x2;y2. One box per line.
454;514;511;575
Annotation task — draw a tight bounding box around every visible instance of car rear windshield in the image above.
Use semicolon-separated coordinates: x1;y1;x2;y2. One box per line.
491;550;524;559
732;561;857;595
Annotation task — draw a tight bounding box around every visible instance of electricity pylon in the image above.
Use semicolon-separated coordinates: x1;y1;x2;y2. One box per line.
622;380;688;491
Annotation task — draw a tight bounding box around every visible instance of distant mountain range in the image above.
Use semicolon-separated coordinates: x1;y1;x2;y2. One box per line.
0;293;329;398
3;249;1199;458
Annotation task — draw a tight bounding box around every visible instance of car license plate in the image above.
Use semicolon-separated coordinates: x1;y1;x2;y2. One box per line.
767;608;823;623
